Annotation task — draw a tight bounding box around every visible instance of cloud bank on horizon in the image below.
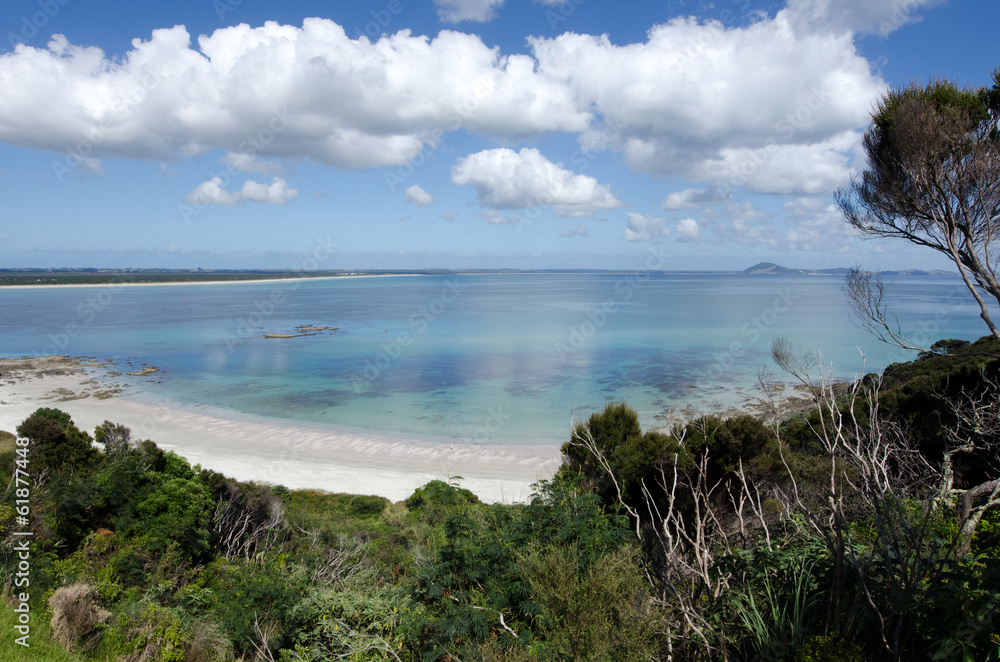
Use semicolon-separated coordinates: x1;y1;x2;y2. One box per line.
0;0;990;270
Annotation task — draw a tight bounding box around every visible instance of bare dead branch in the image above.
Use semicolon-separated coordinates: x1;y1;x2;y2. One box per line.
940;370;1000;553
249;611;278;662
566;424;643;539
843;268;928;352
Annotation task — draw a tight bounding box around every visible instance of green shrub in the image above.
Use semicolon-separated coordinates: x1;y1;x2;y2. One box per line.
105;546;148;591
405;479;479;511
404;476;634;659
105;601;190;662
520;544;657;661
344;493;388;516
973;509;1000;553
558;402;652;500
51;530;130;604
46;472;105;551
161;451;196;480
16;408;96;472
135;476;214;562
205;560;305;657
271;484;291;503
284;585;403;659
794;635;864;662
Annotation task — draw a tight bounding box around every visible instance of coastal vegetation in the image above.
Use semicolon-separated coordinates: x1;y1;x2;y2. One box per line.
2;334;1000;660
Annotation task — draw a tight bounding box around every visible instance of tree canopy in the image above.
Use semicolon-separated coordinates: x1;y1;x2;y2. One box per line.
837;69;1000;343
15;406;96;472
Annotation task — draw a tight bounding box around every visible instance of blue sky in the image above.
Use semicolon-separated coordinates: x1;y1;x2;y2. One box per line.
0;0;996;271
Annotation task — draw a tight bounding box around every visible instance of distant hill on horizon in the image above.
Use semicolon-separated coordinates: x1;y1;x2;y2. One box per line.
742;262;953;276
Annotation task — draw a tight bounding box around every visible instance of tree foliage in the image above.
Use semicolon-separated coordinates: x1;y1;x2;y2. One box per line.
520;543;657;661
837;69;1000;345
16;407;96;472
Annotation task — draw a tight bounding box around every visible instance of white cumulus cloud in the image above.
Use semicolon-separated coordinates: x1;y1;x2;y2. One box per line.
782;195;857;251
184;176;299;206
675;218;701;243
662;185;733;210
529;10;885;194
0;22;587;171
405;185;435;206
0;3;944;198
786;0;944;36
623;212;670;242
452;147;623;218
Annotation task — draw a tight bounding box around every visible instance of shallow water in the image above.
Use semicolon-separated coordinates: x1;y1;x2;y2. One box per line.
0;273;987;443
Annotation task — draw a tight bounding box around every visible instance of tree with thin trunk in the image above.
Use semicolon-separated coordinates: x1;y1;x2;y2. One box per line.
837;69;1000;349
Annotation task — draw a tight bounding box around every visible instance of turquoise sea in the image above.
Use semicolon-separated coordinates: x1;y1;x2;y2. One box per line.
0;273;988;444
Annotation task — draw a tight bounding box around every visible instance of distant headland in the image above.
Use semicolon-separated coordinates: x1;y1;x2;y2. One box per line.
741;262;953;276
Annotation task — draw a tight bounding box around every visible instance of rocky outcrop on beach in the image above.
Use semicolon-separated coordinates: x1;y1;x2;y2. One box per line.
264;324;340;339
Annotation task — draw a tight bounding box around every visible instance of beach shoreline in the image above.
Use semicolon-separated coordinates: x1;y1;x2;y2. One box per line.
0;272;422;291
0;356;561;503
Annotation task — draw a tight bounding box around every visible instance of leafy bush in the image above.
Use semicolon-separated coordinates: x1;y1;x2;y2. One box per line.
16;408;96;473
46;472;105;551
135;477;214;562
161;451;197;480
284;585;403;660
560;404;778;516
105;601;190;662
974;509;1000;553
405;479;479;511
559;402;657;501
51;529;133;605
270;484;291;503
520;543;657;661
405;477;634;659
794;635;864;662
204;560;306;657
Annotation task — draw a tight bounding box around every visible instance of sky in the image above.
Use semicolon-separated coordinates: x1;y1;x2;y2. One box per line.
0;0;996;271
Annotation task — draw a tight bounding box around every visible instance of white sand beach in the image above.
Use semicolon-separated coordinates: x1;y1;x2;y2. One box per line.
0;356;562;503
0;272;418;291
